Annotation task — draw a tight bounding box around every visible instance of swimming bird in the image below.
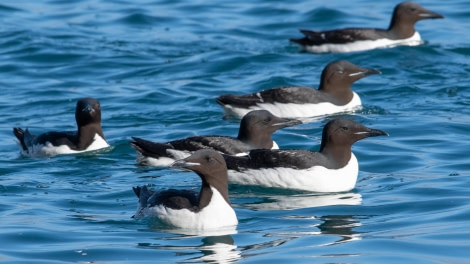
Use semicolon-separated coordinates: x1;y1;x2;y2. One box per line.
223;118;388;192
133;149;238;229
290;2;444;53
216;60;380;119
13;97;109;157
130;110;301;167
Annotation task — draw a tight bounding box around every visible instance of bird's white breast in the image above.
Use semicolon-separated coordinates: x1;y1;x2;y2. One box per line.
140;187;238;230
21;134;109;158
304;32;423;53
138;144;279;166
136;149;191;167
222;92;362;119
228;153;359;193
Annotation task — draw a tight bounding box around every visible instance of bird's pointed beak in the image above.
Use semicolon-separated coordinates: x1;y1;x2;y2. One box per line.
171;160;200;168
349;68;381;77
272;117;303;128
419;9;444;19
355;128;389;137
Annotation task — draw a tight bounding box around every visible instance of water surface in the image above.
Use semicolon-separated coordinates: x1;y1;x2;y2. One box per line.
1;0;469;263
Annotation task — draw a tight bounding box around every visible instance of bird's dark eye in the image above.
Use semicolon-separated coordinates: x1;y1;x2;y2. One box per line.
264;117;271;123
410;8;416;12
342;126;349;131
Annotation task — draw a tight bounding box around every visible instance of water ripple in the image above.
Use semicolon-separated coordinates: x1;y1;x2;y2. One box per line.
1;0;470;263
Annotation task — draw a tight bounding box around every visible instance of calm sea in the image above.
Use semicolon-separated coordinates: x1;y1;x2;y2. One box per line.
1;0;469;263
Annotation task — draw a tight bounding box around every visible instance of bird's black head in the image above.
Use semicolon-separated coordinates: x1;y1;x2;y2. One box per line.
320;118;388;152
238;110;301;144
75;97;102;127
389;2;444;31
318;60;380;103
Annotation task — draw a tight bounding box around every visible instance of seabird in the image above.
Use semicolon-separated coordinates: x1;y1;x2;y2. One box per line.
223;118;388;192
13;97;109;157
130;110;301;166
216;60;380;118
133;149;238;229
290;2;444;53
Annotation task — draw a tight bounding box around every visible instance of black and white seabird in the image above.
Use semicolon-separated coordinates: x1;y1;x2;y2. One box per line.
223;118;388;192
216;60;380;119
130;110;301;167
290;1;444;53
13;97;109;157
133;149;238;229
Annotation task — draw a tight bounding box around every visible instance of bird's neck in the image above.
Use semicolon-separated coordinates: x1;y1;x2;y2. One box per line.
198;176;231;210
77;124;104;150
318;83;353;105
388;19;416;38
238;131;273;149
320;144;353;169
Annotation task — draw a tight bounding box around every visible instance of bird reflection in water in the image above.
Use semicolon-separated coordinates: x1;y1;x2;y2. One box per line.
138;224;241;263
316;215;362;246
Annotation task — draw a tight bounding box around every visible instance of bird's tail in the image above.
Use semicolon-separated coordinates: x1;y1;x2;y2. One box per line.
132;186;154;218
13;128;28;151
130;137;170;158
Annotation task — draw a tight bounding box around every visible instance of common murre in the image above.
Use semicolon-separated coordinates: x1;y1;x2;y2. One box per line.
13;97;109;157
216;60;380;119
290;2;444;53
223;118;388;192
133;149;238;230
130;110;301;166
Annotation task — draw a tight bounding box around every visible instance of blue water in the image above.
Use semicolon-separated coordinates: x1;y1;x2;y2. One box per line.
1;0;470;263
